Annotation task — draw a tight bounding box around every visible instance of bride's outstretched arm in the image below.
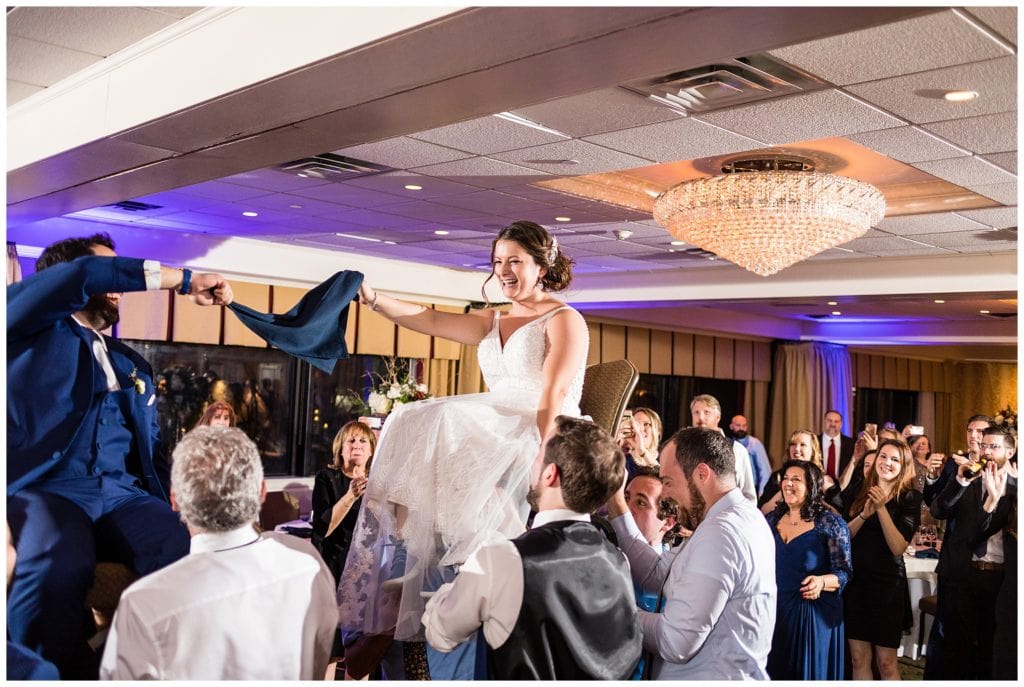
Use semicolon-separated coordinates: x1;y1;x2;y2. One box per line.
358;283;492;345
535;310;589;437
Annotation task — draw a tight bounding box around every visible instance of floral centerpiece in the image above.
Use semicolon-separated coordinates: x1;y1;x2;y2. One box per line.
993;405;1017;431
366;357;430;415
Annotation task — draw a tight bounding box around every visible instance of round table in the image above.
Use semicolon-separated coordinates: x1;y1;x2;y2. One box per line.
900;551;938;660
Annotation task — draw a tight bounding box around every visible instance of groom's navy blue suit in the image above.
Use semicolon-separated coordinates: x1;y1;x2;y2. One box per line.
7;256;189;676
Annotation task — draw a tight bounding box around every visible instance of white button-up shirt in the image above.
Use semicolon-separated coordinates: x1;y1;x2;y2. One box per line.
612;488;776;680
100;526;338;680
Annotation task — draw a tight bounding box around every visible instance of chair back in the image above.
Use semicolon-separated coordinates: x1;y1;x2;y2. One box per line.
579;359;639;437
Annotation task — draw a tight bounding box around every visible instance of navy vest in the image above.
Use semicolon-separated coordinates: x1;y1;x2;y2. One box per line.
488;520;642;680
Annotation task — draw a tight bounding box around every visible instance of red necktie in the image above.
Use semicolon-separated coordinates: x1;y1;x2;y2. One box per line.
827;440;837;478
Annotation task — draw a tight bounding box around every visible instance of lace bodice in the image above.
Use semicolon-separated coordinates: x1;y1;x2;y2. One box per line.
476;306;587;409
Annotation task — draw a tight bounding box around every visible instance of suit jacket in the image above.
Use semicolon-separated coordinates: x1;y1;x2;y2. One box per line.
931;472;1016;585
7;256;167;499
821;433;854;476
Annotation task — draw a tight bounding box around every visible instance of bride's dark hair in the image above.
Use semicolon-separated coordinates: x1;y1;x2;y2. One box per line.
481;220;574;302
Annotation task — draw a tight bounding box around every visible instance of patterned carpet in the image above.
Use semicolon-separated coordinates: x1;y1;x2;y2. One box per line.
899;656;926;680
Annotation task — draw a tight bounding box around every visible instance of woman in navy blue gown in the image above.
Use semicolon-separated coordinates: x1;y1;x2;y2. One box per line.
765;459;852;680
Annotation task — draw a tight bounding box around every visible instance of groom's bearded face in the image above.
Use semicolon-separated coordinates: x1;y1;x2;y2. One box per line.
82;293;120;331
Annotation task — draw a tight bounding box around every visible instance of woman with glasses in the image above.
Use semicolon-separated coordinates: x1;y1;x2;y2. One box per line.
842;438;922;680
765;459;852;679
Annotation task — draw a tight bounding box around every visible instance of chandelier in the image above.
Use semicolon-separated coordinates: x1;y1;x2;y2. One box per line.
653;156;886;276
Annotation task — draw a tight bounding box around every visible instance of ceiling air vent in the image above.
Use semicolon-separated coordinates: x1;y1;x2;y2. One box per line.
620;54;828;116
105;200;163;212
980;312;1017;319
276;153;393;180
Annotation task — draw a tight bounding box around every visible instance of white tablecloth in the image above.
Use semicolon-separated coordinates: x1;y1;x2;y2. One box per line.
899;553;938;660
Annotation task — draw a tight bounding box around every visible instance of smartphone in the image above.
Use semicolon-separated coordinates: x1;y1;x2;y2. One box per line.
909;425;925;436
620;410;634;437
864;423;877;439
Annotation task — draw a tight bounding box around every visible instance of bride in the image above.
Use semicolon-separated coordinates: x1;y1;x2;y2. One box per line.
337;220;589;641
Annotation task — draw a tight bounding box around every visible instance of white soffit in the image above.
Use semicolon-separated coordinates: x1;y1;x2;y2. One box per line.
768;9;1011;86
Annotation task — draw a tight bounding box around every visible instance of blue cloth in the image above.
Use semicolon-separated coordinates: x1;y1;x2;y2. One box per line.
631;545;667;680
227;270;362;373
737;435;772;496
7;641;60;680
765;509;851;680
422;564;488;679
6;255;189;675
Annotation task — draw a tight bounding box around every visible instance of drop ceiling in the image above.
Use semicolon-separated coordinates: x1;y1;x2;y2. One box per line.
5;6;1018;362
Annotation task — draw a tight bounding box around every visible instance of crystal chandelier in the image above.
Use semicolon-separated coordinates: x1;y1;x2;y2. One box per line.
653;156;886;276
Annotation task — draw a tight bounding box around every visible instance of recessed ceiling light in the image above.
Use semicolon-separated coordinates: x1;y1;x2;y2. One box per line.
242;211;258;217
670;240;687;246
288;204;303;209
404;184;423;191
934;299;945;304
943;90;979;102
707;256;716;261
831;311;842;316
827;301;838;306
434;230;450;236
980;309;990;314
555;216;571;222
297;173;308;178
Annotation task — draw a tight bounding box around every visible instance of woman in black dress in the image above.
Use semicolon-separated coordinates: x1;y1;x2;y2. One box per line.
312;421;374;583
843;438;921;680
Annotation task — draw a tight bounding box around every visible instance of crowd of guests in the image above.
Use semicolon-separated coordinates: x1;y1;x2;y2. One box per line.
6;229;1018;681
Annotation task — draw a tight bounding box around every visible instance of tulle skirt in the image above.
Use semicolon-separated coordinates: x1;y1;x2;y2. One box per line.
337;388;563;640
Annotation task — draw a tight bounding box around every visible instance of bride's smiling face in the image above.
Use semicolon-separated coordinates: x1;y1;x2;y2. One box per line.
493;239;546;302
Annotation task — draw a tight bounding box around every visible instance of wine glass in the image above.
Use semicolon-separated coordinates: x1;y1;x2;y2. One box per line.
923;525;938;548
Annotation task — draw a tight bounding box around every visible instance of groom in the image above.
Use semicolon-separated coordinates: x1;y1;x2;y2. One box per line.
421;415;641;679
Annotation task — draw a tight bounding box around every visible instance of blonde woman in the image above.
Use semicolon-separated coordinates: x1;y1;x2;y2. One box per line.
759;429;822;512
619;407;663;478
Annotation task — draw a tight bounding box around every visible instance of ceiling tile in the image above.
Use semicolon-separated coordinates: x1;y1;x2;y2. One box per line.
218;168;334;193
511;86;681;137
846;126;970;163
410;157;552;189
343;171;478;199
333;136;473;170
429;190;556;216
697;90;903;145
286;182;410;208
408;115;567;156
374;200;489;223
845;56;1016;124
241;193;354;216
583;117;761;162
964;6;1017;45
768;10;1010;86
128;189;220;215
497;184;591;206
7;80;44;105
317;207;427;229
7;7;183;56
877;211;989;236
491;139;653;175
841;234;940;252
922;112;1017;155
7;35;101;86
857;245;958;257
921;230;1017;251
954;205;1016;228
807;248;871;260
175;180;274;202
964;181;1017;205
913;156;1017;187
980;151;1017;173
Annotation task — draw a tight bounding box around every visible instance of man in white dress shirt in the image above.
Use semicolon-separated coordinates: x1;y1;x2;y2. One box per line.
422;415;641;679
690;394;757;502
607;427;776;679
99;427;338;680
820;409;854;480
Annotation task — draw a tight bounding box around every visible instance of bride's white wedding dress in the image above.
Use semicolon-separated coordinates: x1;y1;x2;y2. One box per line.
337;305;587;640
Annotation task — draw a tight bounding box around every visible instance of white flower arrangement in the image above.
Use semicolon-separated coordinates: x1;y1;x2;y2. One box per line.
365;357;431;415
993;405;1017;430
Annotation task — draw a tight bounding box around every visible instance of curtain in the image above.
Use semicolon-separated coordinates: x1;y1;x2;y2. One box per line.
426;359;458;398
456;343;486;395
7;242;22;285
768;342;853;463
744;380;773;466
948;362;1017;447
933;391;954;455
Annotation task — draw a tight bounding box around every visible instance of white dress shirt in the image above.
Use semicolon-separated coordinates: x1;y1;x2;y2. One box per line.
732;439;757;503
99;526;339;680
611;489;776;680
422;509;591;652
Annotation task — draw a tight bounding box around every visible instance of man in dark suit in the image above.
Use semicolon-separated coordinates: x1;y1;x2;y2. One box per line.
820;409;854;481
928;424;1016;679
6;233;233;677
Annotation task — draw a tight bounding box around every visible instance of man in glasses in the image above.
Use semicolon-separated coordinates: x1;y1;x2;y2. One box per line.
928;424;1016;679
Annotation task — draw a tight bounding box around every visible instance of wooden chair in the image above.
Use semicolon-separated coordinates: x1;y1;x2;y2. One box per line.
579;360;639;437
86;562;138;637
258;490;301;532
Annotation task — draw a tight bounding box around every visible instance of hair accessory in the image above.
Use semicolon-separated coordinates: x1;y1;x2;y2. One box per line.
177;268;192;296
548;236;559;265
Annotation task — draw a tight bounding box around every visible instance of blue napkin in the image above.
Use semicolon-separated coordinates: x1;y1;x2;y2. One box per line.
227;270;363;373
914;547;940;559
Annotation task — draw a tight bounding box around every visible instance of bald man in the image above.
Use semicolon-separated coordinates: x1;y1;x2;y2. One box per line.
729;415;771;497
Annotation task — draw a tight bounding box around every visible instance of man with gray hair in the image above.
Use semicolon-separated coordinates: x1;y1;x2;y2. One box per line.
99;427;338;680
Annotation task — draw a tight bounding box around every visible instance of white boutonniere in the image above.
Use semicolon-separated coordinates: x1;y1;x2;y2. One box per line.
128;366;146;395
